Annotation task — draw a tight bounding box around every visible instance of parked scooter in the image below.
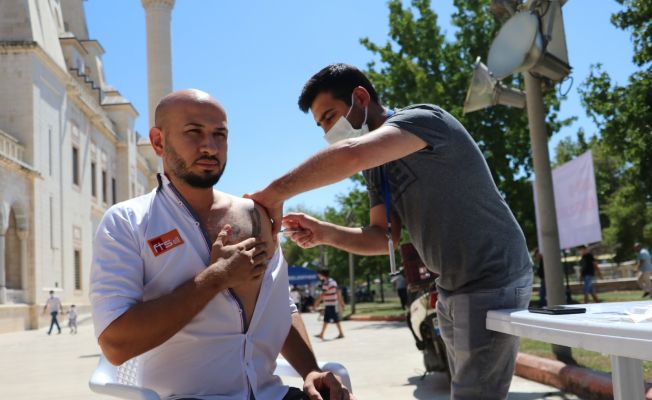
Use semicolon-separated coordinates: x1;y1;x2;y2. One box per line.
399;243;450;380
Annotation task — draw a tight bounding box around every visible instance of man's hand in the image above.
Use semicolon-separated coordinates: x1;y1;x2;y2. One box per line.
282;213;326;249
304;370;354;400
202;225;269;289
244;188;284;235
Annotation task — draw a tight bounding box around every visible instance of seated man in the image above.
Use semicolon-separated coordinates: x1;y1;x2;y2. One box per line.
90;89;351;400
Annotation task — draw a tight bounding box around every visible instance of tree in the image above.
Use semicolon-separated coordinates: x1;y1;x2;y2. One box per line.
359;0;572;247
578;0;652;258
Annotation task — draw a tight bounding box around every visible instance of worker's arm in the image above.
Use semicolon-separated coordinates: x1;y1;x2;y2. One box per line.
282;204;401;256
247;125;426;233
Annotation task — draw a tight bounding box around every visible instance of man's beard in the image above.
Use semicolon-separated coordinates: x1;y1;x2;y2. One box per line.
165;145;225;188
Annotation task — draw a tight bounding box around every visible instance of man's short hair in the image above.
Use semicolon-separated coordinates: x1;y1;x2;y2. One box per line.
298;63;380;113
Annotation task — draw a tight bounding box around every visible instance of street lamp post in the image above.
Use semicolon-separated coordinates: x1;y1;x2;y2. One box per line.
524;72;572;361
524;72;565;308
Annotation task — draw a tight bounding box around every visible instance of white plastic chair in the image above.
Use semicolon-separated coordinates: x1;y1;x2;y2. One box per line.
89;354;353;399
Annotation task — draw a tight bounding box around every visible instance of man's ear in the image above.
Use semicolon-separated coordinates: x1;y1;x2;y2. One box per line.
352;86;371;108
149;127;164;157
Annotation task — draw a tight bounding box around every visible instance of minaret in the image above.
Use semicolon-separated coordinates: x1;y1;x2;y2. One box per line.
141;0;175;128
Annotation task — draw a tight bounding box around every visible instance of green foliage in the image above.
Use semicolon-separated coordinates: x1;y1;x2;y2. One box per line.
602;184;648;259
575;0;652;259
579;65;652;201
612;0;652;66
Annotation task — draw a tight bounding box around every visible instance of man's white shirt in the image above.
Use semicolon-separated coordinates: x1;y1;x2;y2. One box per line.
91;174;297;400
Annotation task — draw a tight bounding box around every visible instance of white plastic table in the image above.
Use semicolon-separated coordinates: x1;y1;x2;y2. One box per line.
486;301;652;400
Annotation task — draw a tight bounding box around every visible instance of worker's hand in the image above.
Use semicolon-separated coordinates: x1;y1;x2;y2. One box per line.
207;225;268;288
244;188;284;236
304;370;354;400
281;213;326;249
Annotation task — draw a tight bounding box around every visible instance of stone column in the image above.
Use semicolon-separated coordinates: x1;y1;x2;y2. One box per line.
141;0;175;128
0;234;6;304
17;230;29;302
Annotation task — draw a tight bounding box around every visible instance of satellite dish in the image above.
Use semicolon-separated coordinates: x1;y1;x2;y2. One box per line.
463;57;526;114
488;11;543;80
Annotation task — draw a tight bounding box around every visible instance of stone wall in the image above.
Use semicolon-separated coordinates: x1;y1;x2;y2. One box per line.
0;304;34;333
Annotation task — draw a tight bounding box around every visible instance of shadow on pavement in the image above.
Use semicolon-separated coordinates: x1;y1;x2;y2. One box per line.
348;321;407;331
508;392;574;400
406;372;450;399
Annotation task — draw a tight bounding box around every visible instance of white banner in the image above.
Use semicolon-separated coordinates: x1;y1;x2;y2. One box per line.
534;150;602;251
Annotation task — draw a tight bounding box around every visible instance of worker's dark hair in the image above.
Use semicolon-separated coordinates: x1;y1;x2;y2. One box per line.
317;268;330;277
298;63;380;113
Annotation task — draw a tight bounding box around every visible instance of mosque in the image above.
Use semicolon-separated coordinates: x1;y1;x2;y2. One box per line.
0;0;175;332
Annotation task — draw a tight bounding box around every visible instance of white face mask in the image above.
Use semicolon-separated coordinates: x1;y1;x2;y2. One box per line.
323;94;368;145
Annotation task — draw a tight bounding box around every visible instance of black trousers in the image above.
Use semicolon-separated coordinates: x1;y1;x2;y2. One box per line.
177;387;314;400
283;387;311;400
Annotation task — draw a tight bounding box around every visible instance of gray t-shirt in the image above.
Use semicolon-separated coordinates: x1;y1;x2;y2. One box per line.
363;104;532;292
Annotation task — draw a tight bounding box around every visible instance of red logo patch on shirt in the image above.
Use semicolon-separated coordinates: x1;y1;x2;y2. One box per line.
148;229;185;257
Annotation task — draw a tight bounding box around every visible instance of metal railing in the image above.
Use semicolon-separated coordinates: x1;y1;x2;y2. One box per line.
0;128;25;163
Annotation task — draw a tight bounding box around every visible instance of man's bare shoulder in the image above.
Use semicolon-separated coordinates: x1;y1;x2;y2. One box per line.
210;191;273;243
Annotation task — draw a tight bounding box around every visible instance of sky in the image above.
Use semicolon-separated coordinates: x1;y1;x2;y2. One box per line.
85;0;636;213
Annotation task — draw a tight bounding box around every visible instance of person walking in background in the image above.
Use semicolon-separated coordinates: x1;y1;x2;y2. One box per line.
68;304;78;334
391;267;408;310
578;245;603;303
634;242;652;297
314;268;346;340
533;248;546;308
43;290;63;335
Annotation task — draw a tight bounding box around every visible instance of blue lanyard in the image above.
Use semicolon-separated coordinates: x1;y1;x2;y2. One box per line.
379;107;397;273
380;166;392;237
380;166;397;274
380;106;395;223
379;166;397;273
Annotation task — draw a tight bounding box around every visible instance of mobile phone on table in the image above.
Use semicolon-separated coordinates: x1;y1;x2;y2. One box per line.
528;305;586;315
